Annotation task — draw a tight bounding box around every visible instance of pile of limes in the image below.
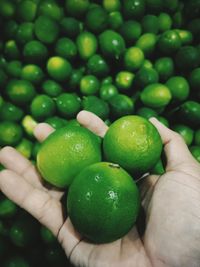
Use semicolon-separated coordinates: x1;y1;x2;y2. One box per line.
0;0;200;265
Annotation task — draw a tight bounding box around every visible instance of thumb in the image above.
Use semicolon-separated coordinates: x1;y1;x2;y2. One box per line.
149;117;196;171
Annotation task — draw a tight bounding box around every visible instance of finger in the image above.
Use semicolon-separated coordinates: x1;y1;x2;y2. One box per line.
0;169;64;236
34;123;55;142
0;146;43;188
77;110;109;138
149;117;196;170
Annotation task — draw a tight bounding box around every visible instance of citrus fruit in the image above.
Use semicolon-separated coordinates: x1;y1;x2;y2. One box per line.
123;0;145;19
166;76;190;102
55;37;77;60
103;115;162;174
85;6;108;33
80;75;100;95
154;57;174;81
157;30;182;55
190;146;200;163
115;71;135;91
140;83;172;108
100;84;118;101
76;31;97;60
136;33;157;56
108;11;123;30
175;45;200;71
56;93;81;118
124;46;144;71
87;54;110;78
0;121;23;146
172;124;194;146
119;20;142;44
109;94;134;119
67;162;140;243
37;125;102;188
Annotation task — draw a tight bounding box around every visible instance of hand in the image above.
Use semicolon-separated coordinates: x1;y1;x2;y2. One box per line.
0;111;200;267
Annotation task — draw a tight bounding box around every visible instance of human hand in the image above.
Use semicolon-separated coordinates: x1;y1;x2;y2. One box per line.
0;111;200;267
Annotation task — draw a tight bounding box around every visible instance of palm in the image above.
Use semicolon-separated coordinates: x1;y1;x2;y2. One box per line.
1;112;200;267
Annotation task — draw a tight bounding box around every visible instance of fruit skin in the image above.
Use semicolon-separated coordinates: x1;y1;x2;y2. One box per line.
67;162;140;243
37;125;102;188
103;115;162;174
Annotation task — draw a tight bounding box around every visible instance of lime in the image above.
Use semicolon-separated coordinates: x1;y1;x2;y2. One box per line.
80;75;100;95
76;31;97;60
47;56;72;82
55;38;77;60
21;64;44;84
109;94;134;119
67;162;140;243
150;158;165;175
175;29;193;45
103;115;162;174
101;76;113;86
194;129;200;146
157;30;182;55
189;68;200;92
190;146;200;163
141;15;159;34
34;15;59;44
136;33;157;56
134;67;159;88
17;0;37;22
0;0;16;18
82;96;109;120
30;94;56;121
0;121;23;146
115;71;135;91
103;0;121;12
108;11;123;30
123;0;145;19
21;115;38;137
175;45;200;71
87;54;109;78
140;83;172;108
4;40;20;60
38;0;63;21
65;0;89;18
60;17;81;39
99;30;125;60
45;116;66;130
166;76;190;102
119;20;142;45
0;198;17;218
23;40;48;63
145;0;163;14
40;226;56;244
124;47;144;71
136;107;158;119
0;102;24;122
158;13;172;32
5;60;22;78
157;116;169;127
4;20;18;39
172;124;194;146
100;84;118;101
178;101;200;126
56;93;81;119
6;79;36;105
154;57;174;81
68;68;83;90
16;22;34;44
42;80;63;97
37;125;102;188
15;138;33;159
85;6;108;33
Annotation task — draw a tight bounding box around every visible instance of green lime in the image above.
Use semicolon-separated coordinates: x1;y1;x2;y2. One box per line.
190;146;200;163
178;101;200;126
157;116;169;127
0;0;16;18
157;30;182;55
47;56;72;82
194;129;200;146
140;83;172;108
85;6;108;33
76;31;98;60
0;121;23;146
60;17;81;39
103;0;121;12
154;57;174;81
141;15;159;34
38;0;64;21
101;76;113;86
45;116;66;130
56;93;81;119
175;29;193;45
189;68;200;92
42;80;63;97
21;64;44;84
166;76;190;102
21;115;38;137
37;125;102;188
136;33;157;56
145;0;163;14
175;45;200;71
67;162;140;243
34;15;59;44
68;68;83;90
30;94;56;121
158;13;172;32
32;142;41;160
87;54;110;78
40;226;56;244
123;0;145;19
5;60;22;78
0;102;24;122
119;20;142;45
80;75;100;95
82;96;110;120
115;71;135;91
99;30;125;60
108;11;123;30
124;47;144;71
0;198;17;218
4;40;20;60
16;22;34;44
17;0;37;22
109;94;134;119
172;124;194;146
6;79;36;105
103;115;162;174
4;20;18;39
150;158;165;175
99;84;118;101
65;0;89;18
15;138;33;159
55;37;77;60
23;40;48;63
134;67;159;88
136;107;158;119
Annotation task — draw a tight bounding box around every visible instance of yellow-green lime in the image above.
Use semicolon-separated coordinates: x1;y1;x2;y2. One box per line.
37;125;102;188
103;115;162;174
67;162;140;243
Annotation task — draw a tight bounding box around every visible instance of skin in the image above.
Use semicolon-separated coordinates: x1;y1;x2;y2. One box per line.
0;111;200;267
